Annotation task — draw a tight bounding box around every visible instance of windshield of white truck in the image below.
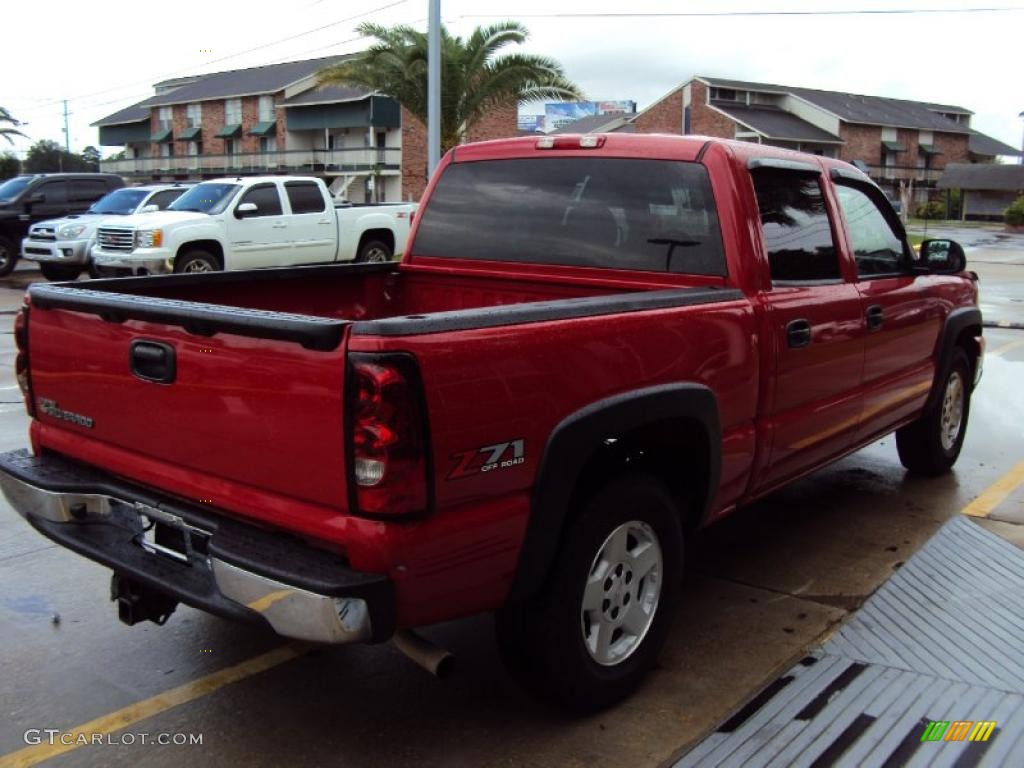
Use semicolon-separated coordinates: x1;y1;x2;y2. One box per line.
412;157;727;276
0;176;33;202
168;183;240;214
87;188;149;215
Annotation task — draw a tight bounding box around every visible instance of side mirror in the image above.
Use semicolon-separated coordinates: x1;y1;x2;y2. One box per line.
918;239;966;274
139;204;159;214
27;192;45;205
235;202;258;218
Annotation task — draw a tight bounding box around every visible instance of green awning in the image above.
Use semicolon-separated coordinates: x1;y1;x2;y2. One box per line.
179;126;201;140
150;128;173;143
215;123;242;138
881;140;906;152
249;121;277;137
918;143;943;156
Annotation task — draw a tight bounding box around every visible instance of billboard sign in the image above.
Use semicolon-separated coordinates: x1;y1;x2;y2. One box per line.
544;100;636;131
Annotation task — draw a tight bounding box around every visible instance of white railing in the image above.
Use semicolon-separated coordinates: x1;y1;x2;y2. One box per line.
101;148;401;176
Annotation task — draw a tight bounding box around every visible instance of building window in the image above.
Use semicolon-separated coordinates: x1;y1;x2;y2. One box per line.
224;138;237;156
259;136;276;153
683;105;691;134
157;106;172;131
160;143;174;158
225;98;242;125
258;95;274;123
881;126;897;142
186;103;202;128
187;141;202;156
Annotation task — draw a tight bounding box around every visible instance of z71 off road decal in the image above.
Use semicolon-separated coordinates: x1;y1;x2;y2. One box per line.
447;439;525;480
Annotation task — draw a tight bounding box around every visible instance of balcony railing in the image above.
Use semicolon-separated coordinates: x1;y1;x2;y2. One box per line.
101;148;401;176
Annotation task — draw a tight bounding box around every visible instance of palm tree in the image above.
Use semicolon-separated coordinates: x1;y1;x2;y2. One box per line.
319;21;582;152
0;107;26;145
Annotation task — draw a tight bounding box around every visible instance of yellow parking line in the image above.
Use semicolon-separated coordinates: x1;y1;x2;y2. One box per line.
0;642;307;768
962;460;1024;518
988;338;1024;357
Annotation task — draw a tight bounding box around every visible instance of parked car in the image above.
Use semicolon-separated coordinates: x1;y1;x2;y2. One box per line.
0;135;982;711
21;184;190;281
0;173;124;277
89;175;416;275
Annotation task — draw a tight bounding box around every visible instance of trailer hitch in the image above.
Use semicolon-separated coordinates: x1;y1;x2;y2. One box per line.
111;573;178;626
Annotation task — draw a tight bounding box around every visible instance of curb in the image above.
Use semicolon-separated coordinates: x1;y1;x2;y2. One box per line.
984;320;1024;330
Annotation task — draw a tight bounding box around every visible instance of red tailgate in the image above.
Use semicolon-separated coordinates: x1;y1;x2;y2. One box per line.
27;306;351;524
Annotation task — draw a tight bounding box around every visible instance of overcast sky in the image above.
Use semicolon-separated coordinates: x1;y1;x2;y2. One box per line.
2;0;1022;157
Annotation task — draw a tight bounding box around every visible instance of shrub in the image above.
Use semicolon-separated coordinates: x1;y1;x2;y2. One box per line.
1006;196;1024;227
915;201;945;220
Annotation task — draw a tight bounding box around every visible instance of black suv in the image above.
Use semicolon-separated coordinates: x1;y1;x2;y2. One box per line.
0;173;124;276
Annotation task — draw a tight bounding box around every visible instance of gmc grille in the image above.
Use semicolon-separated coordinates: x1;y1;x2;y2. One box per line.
97;227;134;252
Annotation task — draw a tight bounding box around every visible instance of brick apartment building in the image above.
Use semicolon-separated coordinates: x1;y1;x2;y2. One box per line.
93;56;517;202
625;76;1020;200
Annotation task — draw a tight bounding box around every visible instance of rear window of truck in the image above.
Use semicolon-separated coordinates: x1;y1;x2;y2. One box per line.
412;157;727;276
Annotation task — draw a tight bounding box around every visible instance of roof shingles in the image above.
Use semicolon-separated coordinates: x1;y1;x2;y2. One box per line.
93;55;358;127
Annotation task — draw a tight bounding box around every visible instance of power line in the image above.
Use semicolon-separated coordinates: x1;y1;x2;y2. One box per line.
461;6;1024;18
29;0;411;110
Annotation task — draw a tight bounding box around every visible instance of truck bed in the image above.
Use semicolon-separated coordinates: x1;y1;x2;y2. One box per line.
25;263;739;546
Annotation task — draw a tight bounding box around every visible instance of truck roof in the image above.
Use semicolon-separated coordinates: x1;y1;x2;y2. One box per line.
450;133;868;183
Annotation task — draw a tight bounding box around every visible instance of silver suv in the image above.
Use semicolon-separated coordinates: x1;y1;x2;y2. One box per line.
21;184;190;281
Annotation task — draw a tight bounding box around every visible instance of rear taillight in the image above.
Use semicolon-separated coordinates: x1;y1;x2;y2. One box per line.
348;353;430;517
14;305;34;417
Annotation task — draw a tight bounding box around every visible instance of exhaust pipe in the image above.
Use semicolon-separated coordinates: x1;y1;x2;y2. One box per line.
393;629;455;678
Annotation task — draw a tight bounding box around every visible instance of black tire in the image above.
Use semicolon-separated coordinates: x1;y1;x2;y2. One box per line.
896;347;972;475
173;250;221;274
355;238;392;263
495;475;683;712
39;263;82;282
0;236;18;278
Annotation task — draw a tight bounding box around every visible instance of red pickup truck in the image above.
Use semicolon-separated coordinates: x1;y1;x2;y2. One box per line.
0;134;982;710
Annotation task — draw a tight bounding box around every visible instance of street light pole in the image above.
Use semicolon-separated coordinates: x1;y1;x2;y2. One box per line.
427;0;441;178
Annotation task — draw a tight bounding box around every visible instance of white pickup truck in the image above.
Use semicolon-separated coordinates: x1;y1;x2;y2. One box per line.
90;176;416;275
21;184;190;281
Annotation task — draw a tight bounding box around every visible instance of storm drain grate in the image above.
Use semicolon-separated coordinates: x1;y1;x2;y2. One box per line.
675;517;1024;767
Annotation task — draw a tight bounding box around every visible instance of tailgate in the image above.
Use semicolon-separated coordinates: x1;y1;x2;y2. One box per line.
26;284;352;522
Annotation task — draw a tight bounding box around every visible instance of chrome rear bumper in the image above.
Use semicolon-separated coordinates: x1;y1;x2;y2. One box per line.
0;449;393;644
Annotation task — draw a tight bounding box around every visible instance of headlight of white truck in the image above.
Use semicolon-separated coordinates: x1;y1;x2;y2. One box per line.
135;229;163;248
57;224;86;239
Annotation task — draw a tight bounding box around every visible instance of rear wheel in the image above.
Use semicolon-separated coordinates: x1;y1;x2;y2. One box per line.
39;263;82;282
355;238;392;263
0;236;17;277
173;250;220;273
495;475;683;712
896;347;972;475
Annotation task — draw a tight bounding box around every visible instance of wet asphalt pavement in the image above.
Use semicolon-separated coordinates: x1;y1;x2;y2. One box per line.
1;235;1023;768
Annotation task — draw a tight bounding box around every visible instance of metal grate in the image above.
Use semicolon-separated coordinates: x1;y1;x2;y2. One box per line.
676;517;1024;767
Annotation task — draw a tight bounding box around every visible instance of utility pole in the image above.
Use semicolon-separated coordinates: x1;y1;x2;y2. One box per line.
427;0;441;178
1019;110;1024;165
62;99;71;153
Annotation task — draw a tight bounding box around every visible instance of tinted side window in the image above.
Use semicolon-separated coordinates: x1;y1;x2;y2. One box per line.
413;157;727;275
285;181;326;214
35;181;68;204
835;184;909;277
148;189;186;210
72;180;109;202
237;184;283;217
751;171;839;282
